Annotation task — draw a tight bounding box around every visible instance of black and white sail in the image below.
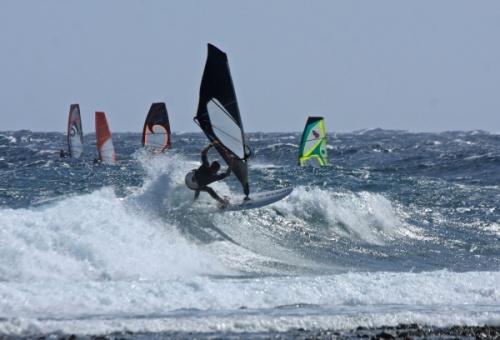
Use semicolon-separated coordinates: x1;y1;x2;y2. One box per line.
142;102;171;152
67;104;84;158
194;44;251;197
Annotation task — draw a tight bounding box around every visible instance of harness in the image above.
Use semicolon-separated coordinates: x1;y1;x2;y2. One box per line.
185;170;198;190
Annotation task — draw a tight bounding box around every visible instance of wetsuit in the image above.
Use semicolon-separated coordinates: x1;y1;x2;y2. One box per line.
188;153;227;202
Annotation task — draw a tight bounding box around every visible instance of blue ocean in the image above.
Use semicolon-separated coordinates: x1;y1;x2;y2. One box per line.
0;129;499;338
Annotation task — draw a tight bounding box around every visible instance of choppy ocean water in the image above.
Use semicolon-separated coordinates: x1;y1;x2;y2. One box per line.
0;129;499;338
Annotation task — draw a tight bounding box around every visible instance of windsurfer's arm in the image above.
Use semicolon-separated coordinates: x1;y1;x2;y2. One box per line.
202;140;220;156
225;154;234;177
201;143;213;156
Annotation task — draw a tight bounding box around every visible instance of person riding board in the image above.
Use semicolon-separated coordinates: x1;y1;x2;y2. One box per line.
185;140;234;206
59;149;70;158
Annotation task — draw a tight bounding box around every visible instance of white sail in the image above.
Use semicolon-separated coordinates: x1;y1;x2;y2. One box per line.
67;104;84;158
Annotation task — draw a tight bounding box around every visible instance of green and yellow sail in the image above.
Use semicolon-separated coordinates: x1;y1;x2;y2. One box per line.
298;116;328;166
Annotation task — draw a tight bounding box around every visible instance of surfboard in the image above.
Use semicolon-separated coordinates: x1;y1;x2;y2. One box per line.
95;111;117;165
197;187;293;212
142;102;171;152
221;187;293;212
67;104;84;158
193;44;292;210
298;116;328;166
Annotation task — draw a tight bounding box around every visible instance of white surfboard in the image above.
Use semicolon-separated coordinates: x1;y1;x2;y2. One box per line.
225;187;293;211
197;187;293;212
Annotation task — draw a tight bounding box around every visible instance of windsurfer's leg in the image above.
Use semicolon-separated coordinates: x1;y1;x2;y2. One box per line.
194;190;200;200
201;186;224;203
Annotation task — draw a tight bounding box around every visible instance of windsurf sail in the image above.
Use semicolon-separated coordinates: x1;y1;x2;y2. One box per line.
298;116;328;166
142;102;171;152
95;111;117;165
67;103;84;158
194;43;251;197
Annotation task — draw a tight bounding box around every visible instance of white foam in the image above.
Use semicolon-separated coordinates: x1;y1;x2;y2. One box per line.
0;271;498;335
0;185;229;283
276;186;400;245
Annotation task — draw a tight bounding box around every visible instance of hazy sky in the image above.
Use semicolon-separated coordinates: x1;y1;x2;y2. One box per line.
1;1;499;133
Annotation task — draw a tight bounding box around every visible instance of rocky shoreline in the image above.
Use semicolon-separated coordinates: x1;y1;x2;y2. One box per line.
337;324;500;339
4;324;500;339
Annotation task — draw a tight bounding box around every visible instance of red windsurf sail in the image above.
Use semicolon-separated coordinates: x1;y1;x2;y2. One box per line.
95;111;116;165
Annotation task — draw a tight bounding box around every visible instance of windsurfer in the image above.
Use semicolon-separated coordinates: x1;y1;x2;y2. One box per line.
59;149;70;158
185;140;234;206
